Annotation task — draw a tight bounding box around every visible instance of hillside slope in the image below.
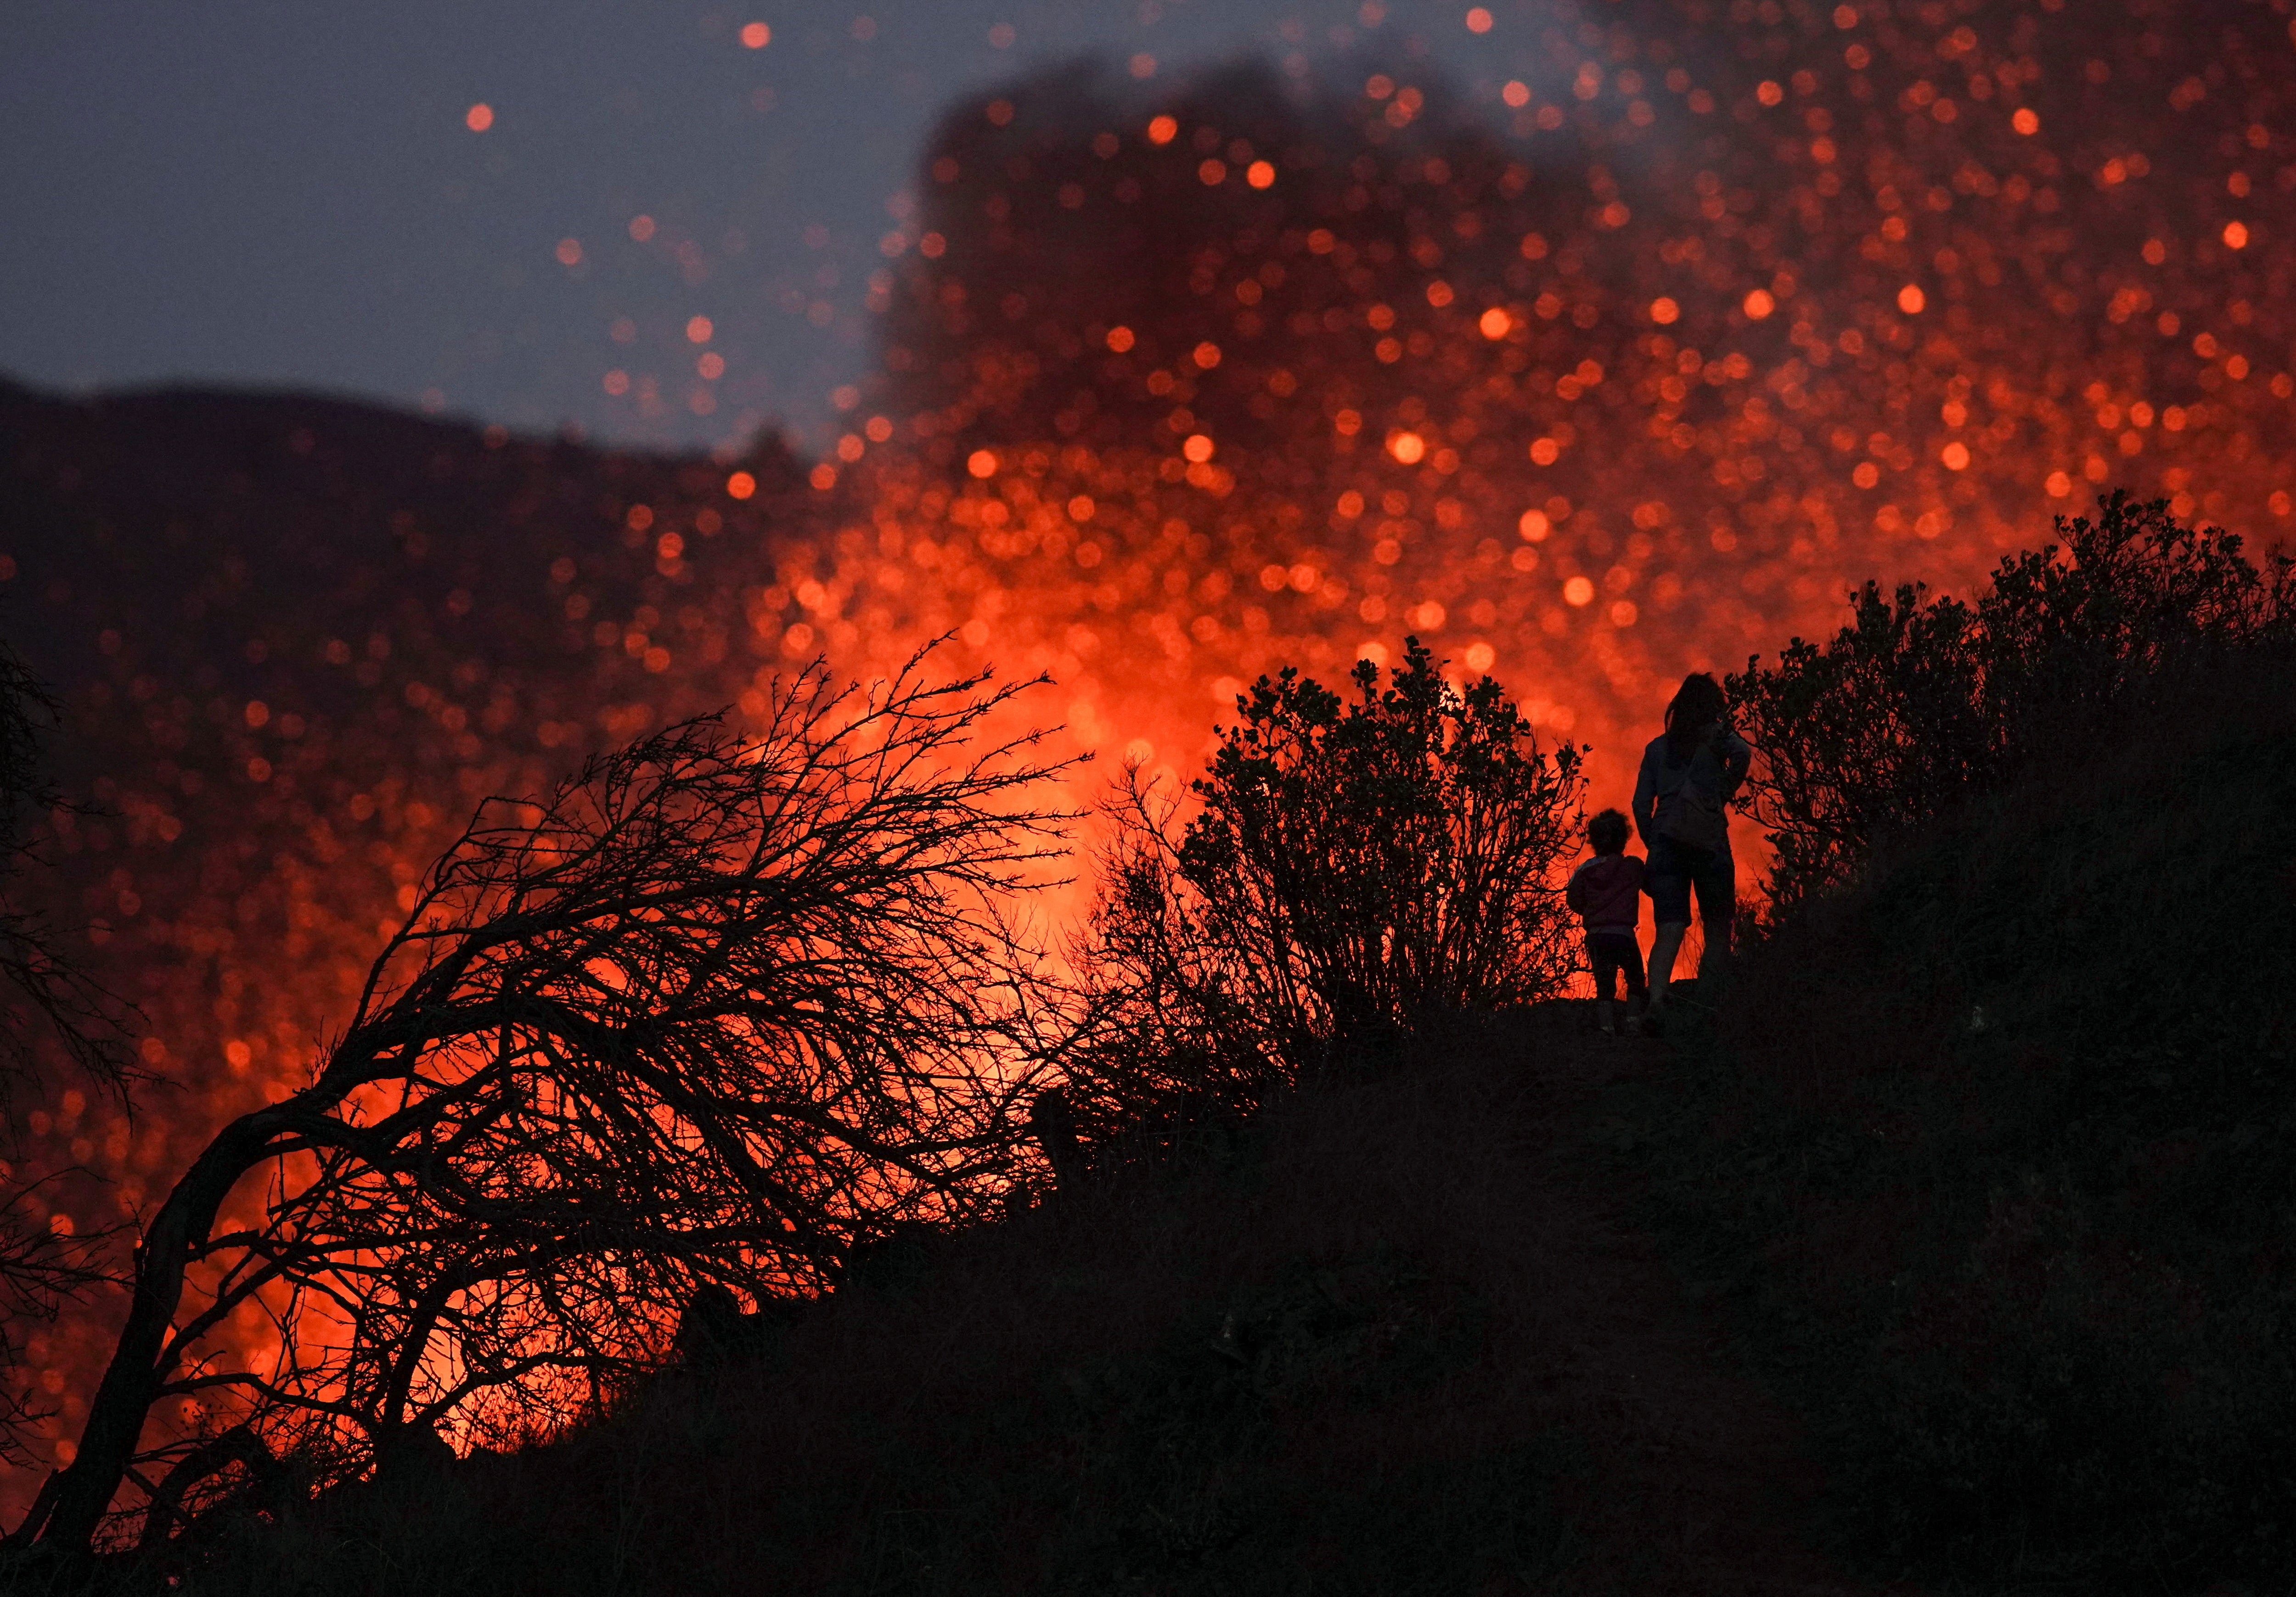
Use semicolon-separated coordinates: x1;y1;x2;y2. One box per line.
56;1012;1897;1597
1623;647;2296;1592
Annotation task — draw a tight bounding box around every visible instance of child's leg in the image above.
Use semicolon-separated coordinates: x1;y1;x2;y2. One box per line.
1621;938;1649;1008
1589;938;1619;1031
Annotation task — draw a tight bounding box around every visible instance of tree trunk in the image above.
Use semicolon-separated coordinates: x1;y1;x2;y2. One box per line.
25;1110;280;1548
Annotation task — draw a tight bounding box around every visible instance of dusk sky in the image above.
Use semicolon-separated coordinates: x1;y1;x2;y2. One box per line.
6;1;1553;455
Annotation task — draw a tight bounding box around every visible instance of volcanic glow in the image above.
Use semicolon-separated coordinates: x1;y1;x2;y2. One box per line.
6;0;2296;1501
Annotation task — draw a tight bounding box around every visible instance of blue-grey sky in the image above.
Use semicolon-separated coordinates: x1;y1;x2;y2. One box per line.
4;0;1551;453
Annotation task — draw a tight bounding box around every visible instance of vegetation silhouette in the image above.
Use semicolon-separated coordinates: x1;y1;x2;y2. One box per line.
10;497;2296;1596
1060;638;1584;1150
1728;489;2294;912
6;651;1073;1554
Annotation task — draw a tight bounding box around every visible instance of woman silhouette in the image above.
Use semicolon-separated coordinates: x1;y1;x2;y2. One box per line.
1632;672;1751;1019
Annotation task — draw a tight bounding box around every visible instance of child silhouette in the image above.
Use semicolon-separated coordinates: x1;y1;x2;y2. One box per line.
1565;808;1648;1035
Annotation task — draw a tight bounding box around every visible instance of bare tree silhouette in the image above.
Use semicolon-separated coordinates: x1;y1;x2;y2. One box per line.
7;651;1073;1552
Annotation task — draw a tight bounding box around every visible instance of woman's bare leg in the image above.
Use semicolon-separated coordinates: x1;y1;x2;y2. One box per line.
1648;921;1689;1004
1696;912;1733;978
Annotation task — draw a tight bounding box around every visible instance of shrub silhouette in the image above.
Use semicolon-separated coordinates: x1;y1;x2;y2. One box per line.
1064;640;1583;1138
1728;490;2293;911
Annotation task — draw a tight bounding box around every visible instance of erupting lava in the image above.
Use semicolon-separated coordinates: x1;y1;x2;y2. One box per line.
4;0;2294;1503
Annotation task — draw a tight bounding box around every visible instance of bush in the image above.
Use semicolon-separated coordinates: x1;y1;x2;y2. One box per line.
1061;640;1583;1141
1728;491;2292;910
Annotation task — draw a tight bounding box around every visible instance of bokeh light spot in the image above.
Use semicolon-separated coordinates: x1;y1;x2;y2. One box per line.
464;103;494;132
1897;283;1927;314
2224;220;2251;249
1246;160;1276;189
1147;115;1178;146
1182;433;1215;463
1389;431;1426;465
1564;577;1596;607
1941;441;1971;471
1106;325;1135;352
725;471;756;500
2013;107;2040;135
1650;297;1681;325
1479;307;1512;339
1464;6;1494;32
686;315;714;344
1742;288;1775;320
967;449;999;479
740;21;771;48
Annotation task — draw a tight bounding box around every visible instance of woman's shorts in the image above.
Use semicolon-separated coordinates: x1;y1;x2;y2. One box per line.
1648;833;1735;927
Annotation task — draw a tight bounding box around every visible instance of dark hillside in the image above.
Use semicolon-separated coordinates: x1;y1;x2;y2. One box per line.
1624;643;2296;1591
39;1019;1900;1597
